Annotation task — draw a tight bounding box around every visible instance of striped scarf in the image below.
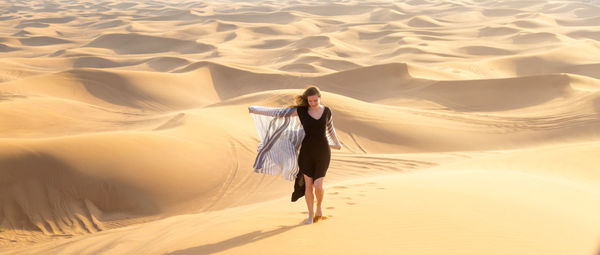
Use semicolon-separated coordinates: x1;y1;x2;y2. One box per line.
249;105;342;182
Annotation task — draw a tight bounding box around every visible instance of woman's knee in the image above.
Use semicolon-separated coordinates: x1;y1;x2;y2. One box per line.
305;183;313;191
314;182;324;191
304;180;313;191
314;185;323;192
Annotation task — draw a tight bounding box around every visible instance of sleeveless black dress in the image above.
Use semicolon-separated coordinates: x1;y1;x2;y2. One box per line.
297;106;331;179
291;106;332;202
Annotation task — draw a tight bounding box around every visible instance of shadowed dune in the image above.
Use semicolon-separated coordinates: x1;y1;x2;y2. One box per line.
512;32;560;44
458;46;515;56
0;44;19;52
19;36;73;46
84;33;215;54
210;12;299;24
406;16;444;27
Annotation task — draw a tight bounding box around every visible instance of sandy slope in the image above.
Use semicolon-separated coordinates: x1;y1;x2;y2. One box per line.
1;0;600;254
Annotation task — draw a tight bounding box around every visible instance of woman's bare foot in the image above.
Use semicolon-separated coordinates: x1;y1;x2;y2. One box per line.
305;215;314;224
314;208;323;222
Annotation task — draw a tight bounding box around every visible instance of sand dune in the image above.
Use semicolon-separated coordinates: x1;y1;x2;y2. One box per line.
512;32;561;44
19;36;73;47
1;0;600;254
406;16;444;27
0;44;19;52
211;12;299;24
458;46;515;56
85;33;215;54
478;26;520;37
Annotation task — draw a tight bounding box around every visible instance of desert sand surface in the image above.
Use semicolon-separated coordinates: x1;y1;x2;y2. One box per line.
1;0;600;254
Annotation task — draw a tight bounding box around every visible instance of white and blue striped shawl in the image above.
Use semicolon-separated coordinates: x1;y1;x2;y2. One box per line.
249;105;342;181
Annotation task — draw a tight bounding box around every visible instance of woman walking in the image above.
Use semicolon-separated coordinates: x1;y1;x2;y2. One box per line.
248;86;342;224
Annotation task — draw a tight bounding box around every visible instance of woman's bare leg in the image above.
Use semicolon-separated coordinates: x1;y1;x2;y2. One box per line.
303;174;314;224
314;177;324;219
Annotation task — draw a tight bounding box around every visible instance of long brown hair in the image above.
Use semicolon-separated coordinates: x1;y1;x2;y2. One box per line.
291;86;321;107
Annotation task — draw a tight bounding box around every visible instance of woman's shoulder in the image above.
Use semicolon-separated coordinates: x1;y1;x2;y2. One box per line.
293;105;306;115
323;105;332;117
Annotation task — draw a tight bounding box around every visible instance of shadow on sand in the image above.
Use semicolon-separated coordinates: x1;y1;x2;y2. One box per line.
164;222;305;255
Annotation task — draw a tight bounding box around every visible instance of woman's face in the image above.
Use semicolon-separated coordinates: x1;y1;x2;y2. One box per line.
307;95;320;108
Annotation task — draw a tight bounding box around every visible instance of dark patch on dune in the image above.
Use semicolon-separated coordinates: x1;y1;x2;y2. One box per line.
134;9;202;21
293;36;331;48
567;30;600;41
0;43;19;52
92;20;127;29
280;63;319;73
458;46;515;56
85;33;215;54
369;8;407;22
251;39;292;49
73;57;125;68
223;32;237;42
216;6;277;13
216;22;237;32
407;16;442;27
48;49;66;57
4;6;31;14
15;22;49;29
478;26;520;37
359;30;397;40
512;32;560;44
110;2;139;9
282;4;376;16
481;8;523;17
19;36;73;46
0;15;16;21
416;74;572;112
19;16;76;24
210;11;299;24
555;16;600;26
12;30;31;36
146;57;191;72
250;26;285;35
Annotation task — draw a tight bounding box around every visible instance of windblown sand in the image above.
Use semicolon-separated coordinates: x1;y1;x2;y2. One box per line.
1;0;599;254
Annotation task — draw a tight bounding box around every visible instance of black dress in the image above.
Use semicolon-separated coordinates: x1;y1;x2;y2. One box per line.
291;106;332;202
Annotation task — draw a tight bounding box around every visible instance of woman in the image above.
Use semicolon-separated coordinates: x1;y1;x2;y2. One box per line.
248;86;342;224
